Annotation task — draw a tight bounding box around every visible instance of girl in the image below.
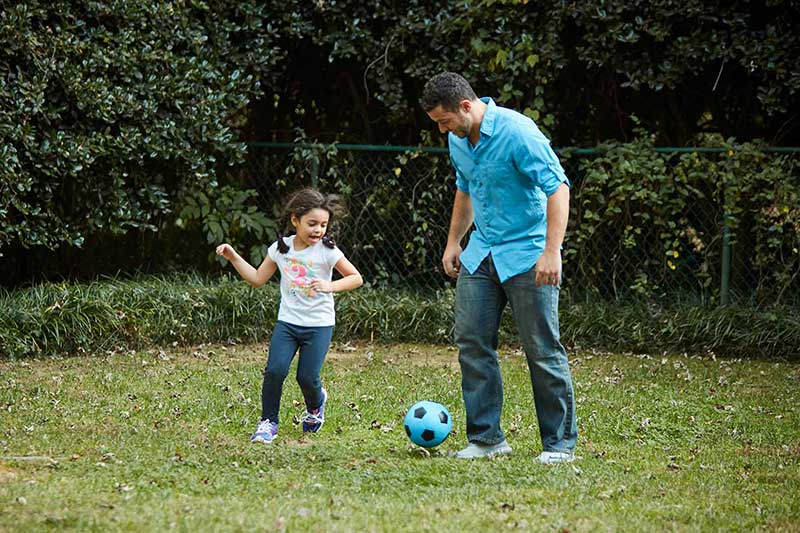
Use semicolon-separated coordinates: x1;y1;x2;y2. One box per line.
216;188;363;444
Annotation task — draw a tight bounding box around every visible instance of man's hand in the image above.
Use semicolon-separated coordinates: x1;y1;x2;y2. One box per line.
442;243;463;279
535;249;562;287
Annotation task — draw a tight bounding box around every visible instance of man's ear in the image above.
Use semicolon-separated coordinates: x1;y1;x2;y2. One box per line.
459;99;472;114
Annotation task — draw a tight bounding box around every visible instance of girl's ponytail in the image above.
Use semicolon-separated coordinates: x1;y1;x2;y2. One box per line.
276;232;290;254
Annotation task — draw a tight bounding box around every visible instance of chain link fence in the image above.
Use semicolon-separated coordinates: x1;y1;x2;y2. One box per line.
246;143;800;308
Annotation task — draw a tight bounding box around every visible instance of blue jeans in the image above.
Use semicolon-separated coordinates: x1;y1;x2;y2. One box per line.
261;320;333;424
455;254;577;452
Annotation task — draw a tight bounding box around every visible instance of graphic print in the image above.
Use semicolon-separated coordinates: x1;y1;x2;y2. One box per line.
283;256;318;297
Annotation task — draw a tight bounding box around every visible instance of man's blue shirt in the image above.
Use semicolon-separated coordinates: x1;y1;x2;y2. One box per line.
449;97;570;283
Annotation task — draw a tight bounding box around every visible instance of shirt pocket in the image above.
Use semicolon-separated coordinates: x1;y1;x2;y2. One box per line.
485;160;544;223
481;160;516;204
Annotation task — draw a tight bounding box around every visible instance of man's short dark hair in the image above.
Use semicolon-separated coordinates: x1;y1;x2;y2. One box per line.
420;72;478;112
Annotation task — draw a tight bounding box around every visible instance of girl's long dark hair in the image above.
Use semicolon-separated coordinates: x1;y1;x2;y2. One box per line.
276;188;344;254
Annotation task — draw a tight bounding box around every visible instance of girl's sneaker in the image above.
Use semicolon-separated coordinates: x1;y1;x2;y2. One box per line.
301;388;327;433
250;419;278;444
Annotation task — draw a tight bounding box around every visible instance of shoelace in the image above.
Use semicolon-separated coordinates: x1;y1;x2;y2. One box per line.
256;420;276;434
299;411;322;424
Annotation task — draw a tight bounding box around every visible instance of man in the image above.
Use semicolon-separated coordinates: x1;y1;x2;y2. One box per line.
421;72;577;464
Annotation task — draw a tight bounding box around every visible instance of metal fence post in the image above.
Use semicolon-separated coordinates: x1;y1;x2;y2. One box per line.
720;213;731;306
310;150;319;188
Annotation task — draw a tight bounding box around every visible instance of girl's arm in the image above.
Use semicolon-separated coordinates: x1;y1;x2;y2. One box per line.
216;244;277;288
310;256;363;293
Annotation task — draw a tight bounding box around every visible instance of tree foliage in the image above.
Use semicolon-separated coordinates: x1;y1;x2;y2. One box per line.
248;0;800;147
1;0;799;286
1;0;278;255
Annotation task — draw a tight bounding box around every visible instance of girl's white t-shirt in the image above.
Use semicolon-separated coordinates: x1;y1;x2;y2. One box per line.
267;235;344;327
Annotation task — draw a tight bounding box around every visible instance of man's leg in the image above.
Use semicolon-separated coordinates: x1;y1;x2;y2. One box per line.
455;255;508;445
505;269;577;454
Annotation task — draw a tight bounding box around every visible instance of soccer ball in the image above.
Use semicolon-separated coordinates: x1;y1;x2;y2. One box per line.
403;400;453;448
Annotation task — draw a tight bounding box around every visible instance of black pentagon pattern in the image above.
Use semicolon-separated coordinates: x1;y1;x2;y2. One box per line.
404;424;411;437
414;407;427;419
421;429;436;441
438;411;449;424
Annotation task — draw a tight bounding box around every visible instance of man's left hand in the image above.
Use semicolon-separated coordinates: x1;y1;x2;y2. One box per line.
535;250;562;287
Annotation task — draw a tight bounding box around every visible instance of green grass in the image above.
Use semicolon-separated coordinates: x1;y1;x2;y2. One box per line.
1;344;799;531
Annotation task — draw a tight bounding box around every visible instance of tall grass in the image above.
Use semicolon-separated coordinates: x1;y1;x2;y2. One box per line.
561;302;800;357
0;274;276;358
1;274;798;358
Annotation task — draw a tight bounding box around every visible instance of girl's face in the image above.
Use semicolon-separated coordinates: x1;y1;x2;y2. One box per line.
291;208;330;249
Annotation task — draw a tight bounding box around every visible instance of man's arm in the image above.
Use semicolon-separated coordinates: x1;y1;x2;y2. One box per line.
442;189;474;278
535;183;569;287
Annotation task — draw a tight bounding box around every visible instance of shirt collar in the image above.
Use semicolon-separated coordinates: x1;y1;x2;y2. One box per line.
479;97;497;138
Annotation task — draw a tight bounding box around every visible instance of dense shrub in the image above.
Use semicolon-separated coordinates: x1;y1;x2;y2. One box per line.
562;135;800;306
245;137;800;306
1;1;798;310
0;1;278;259
254;0;800;146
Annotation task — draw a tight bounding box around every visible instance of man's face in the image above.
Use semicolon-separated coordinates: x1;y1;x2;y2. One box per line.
427;102;472;138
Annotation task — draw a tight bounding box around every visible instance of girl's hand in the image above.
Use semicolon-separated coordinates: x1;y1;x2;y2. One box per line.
309;279;334;293
216;243;236;261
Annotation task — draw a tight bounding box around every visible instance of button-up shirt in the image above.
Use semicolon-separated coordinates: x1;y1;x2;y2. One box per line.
449;97;570;283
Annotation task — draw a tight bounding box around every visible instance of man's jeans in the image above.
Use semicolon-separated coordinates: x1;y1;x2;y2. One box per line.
455;254;578;452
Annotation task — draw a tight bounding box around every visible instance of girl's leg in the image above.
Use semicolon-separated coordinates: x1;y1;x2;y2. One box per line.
261;321;300;424
295;325;334;410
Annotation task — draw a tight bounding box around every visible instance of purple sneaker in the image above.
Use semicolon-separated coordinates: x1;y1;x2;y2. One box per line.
301;388;327;433
250;419;278;444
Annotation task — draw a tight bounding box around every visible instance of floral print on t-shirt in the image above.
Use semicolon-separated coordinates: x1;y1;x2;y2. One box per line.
283;256;318;298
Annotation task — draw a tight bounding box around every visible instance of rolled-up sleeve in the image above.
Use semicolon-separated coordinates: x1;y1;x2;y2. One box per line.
514;125;570;196
452;155;470;193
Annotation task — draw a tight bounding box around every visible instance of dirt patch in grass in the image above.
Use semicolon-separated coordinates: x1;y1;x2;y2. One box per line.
0;462;21;483
328;342;461;368
155;341;463;368
3;342;464;369
739;441;800;458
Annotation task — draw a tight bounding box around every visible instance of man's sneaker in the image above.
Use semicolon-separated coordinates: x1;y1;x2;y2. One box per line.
250;419;278;444
451;439;512;459
301;388;327;433
537;450;575;464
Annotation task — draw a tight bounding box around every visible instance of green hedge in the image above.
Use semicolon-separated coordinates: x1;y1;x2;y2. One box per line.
561;135;800;306
3;0;799;268
2;275;797;359
1;0;277;256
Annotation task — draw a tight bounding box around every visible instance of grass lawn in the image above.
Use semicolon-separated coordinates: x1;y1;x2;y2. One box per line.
1;343;799;532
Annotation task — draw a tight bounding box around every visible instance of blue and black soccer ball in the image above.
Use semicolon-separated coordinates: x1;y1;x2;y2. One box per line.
403;400;453;448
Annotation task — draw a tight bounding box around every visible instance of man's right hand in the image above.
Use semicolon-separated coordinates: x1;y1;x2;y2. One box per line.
442;243;463;278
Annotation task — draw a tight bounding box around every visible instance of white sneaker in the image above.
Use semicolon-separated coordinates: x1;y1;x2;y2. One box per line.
536;451;574;464
451;440;512;459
